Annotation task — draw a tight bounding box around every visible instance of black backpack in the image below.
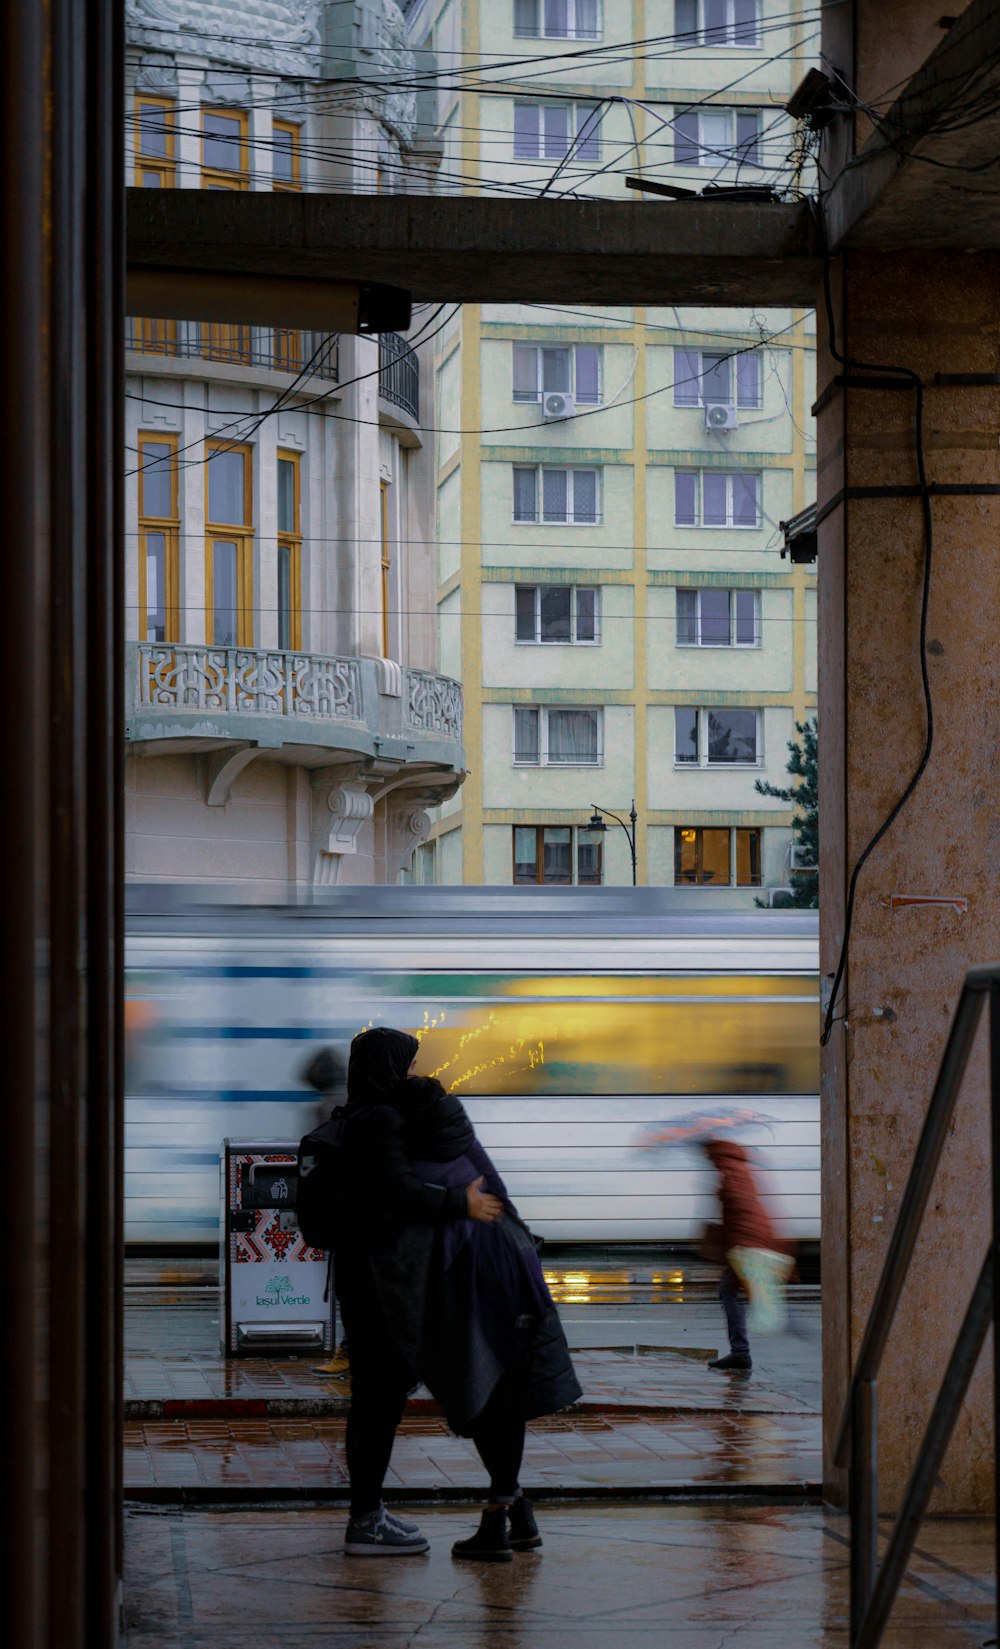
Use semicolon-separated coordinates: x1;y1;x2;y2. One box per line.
296;1107;348;1251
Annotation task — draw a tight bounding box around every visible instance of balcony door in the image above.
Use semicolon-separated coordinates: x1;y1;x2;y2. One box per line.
205;441;253;647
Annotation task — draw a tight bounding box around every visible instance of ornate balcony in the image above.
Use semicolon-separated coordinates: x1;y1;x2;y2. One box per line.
127;643;464;810
378;330;420;422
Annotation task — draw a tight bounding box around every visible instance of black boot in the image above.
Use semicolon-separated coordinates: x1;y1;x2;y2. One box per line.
452;1505;514;1563
708;1352;752;1372
507;1494;542;1551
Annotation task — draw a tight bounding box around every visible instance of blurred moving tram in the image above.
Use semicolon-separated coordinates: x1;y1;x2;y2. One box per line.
125;888;820;1251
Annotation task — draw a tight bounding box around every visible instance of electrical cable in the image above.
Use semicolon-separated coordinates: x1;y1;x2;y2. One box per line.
816;205;935;1048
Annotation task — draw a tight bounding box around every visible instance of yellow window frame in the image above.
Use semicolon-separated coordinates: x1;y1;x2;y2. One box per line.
277;449;302;651
134;95;176;188
205;440;254;647
272;120;302;191
201;106;250;191
137;431;180;643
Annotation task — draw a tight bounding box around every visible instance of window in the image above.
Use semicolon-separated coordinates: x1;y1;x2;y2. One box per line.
277;451;301;651
673;108;761;167
134;96;175;188
513;706;602;766
201;107;249;190
205;442;253;647
513;825;603;885
137;433;179;643
513;101;603;161
674;469;761;528
674;826;762;886
512;343;601;403
201;321;253;365
513;0;601;39
272;121;301;191
515;585;599;644
676;589;758;647
674;707;761;766
132;316;177;356
674;348;761;408
399;841;437;884
513;466;600;525
675;0;760;46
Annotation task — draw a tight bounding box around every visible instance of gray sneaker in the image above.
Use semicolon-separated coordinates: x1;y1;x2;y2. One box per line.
381;1507;421;1536
344;1504;429;1556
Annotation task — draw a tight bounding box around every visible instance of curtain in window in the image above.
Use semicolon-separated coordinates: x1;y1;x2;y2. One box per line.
699;109;729;160
703;472;728;526
514;467;537;521
575;104;602;161
542;469;568;522
676;589;698;645
513;343;539;400
547;708;599;763
673;347;701;405
545;0;570;36
732;472;759;526
514;104;539;158
542;827;573;882
575;346;600;403
514;706;540;762
513;826;539;881
736;351;760;408
673;111;699;165
675;471;697;525
515;586;537;641
575;0;600;37
572;469;597;523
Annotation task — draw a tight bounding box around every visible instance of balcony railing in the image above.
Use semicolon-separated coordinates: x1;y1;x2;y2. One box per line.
126;318;340;381
136;643;361;720
131;644;463;748
378;330;420;421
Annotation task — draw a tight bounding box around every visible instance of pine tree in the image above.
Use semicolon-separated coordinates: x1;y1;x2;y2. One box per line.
754;718;818;908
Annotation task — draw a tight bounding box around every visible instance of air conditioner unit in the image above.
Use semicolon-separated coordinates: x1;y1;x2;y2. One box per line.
789;844;816;872
705;402;738;431
542;390;575;421
767;886;795;908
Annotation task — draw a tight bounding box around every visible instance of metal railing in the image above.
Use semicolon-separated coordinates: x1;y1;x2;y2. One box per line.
378;330;420;420
126;318;340;380
835;967;1000;1649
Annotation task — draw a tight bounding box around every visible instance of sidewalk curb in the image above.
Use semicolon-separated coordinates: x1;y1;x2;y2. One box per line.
124;1396;819;1422
124;1479;824;1507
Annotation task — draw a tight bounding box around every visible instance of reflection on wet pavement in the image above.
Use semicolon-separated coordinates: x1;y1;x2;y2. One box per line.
123;1502;995;1648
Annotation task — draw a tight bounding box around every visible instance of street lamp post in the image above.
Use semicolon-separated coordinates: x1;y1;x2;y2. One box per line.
587;799;638;886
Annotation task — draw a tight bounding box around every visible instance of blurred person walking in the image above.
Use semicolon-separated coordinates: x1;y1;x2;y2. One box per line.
300;1046;352;1376
700;1138;794;1373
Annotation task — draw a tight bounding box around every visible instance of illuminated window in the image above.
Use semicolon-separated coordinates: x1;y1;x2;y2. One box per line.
205;441;253;647
134;96;175;188
674;469;760;528
515;585;599;644
137;433;180;643
674;826;762;887
277;451;301;651
272;121;302;191
675;589;758;647
674;706;761;766
513;706;602;766
513;826;603;884
201;107;249;190
673;348;762;408
512;343;601;403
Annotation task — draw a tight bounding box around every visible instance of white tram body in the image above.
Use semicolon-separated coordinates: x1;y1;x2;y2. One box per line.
125;888;820;1248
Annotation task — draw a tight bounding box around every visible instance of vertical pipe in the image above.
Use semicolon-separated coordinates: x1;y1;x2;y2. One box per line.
850;1377;878;1642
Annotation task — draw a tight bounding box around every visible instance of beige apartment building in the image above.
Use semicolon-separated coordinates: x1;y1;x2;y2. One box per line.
124;0;465;896
407;0;817;903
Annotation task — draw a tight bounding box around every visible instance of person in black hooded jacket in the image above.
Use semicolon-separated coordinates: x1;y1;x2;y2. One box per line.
335;1026;504;1557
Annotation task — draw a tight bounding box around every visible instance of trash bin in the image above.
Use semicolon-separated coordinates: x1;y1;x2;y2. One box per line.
220;1139;334;1356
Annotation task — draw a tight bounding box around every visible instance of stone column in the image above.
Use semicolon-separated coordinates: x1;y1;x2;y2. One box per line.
818;250;1000;1513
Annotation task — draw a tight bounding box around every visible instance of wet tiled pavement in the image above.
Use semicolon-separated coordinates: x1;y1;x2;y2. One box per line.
124;1259;822;1496
123;1502;996;1647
